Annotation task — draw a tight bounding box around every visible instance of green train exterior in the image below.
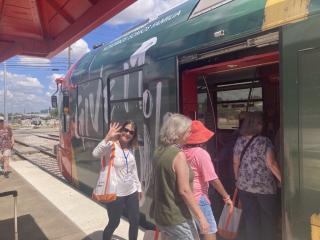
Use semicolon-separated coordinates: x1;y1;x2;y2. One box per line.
57;0;320;239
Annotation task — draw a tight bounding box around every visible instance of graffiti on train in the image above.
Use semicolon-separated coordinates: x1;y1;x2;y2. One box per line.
76;37;160;189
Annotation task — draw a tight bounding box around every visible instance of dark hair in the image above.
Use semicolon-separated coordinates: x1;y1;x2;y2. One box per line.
121;120;138;148
239;112;263;136
238;111;249;129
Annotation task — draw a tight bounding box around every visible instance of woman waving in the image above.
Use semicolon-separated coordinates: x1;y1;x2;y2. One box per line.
93;121;142;240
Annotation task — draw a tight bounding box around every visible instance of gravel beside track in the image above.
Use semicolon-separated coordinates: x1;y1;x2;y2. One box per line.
13;128;65;181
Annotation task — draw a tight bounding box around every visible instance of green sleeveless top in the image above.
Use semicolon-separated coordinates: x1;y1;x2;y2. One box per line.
150;145;193;226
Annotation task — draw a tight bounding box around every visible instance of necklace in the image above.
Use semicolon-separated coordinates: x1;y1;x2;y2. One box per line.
122;148;130;173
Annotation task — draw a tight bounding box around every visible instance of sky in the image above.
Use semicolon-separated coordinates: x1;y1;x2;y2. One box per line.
0;0;187;114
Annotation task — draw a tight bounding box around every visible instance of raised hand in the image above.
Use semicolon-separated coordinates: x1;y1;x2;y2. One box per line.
104;122;122;142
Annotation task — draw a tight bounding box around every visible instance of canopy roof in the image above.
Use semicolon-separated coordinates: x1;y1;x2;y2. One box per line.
0;0;135;62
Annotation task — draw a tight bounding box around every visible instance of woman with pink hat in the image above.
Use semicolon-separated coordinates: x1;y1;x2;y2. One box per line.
183;120;232;240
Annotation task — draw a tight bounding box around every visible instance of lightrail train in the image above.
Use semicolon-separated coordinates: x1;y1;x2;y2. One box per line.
53;0;320;239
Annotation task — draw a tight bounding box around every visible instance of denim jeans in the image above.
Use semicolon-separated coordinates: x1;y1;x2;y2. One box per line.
194;195;217;235
238;190;279;240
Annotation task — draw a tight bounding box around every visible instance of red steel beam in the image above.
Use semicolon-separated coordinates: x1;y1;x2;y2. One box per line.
0;0;135;61
0;34;49;62
87;0;99;5
46;0;75;25
0;0;5;23
36;0;49;39
47;0;136;57
0;41;22;62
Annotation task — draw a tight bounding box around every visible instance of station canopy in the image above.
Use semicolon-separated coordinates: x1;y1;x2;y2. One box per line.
0;0;136;62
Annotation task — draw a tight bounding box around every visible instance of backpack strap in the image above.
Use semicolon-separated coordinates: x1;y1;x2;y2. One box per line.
240;135;258;164
104;142;116;193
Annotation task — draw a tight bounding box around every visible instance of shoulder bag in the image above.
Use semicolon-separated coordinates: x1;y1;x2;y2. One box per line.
92;142;117;203
218;135;257;239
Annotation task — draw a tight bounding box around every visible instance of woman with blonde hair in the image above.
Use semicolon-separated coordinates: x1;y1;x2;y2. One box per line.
150;113;209;240
233;112;281;240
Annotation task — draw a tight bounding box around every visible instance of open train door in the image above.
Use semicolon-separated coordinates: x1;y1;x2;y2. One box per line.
282;13;320;239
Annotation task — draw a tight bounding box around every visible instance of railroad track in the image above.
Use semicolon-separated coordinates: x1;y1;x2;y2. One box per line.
13;139;65;182
15;139;56;158
48;133;59;138
33;134;59;141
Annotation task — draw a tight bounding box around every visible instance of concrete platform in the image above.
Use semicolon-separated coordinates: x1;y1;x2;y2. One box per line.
0;157;145;240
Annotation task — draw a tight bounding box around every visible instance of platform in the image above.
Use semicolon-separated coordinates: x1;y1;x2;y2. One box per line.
0;156;145;240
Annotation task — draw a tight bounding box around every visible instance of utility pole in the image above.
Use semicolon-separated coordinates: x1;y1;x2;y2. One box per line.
68;46;71;69
3;61;7;123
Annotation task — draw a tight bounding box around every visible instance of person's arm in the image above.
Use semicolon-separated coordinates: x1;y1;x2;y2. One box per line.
132;152;142;199
265;149;282;183
233;154;240;181
92;140;113;158
8;127;14;148
173;152;209;234
210;179;233;206
11;135;15;148
197;148;233;206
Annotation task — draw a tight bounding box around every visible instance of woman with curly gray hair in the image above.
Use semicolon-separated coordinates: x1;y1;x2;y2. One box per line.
150;113;209;240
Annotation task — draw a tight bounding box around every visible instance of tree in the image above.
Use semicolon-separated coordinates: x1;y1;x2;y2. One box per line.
50;108;58;118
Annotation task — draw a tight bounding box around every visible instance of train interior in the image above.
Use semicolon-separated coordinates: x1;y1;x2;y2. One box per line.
179;43;281;237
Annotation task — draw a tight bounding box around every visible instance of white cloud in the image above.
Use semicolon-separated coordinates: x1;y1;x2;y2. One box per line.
7;90;14;99
0;71;48;113
18;56;50;66
56;38;90;62
17;39;90;66
0;71;44;92
0;39;88;113
108;0;187;25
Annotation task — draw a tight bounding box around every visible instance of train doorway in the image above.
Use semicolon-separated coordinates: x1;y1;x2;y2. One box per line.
179;46;281;239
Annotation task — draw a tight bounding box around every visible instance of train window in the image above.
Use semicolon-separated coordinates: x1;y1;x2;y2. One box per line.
217;88;262;102
107;69;143;141
197;92;209;122
217;86;263;129
110;71;142;100
108;70;143;119
77;78;104;139
190;0;233;19
107;71;144;175
109;101;143;130
57;90;69;133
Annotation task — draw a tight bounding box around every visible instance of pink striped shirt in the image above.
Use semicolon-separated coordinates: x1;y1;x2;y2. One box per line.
183;147;218;203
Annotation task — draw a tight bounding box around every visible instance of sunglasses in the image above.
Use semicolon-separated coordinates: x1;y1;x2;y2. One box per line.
122;128;135;135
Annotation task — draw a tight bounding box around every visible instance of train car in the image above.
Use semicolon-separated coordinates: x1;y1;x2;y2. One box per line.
53;0;320;239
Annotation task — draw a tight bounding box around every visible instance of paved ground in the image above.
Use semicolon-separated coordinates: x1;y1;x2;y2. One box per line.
0;169;88;240
0;156;145;240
